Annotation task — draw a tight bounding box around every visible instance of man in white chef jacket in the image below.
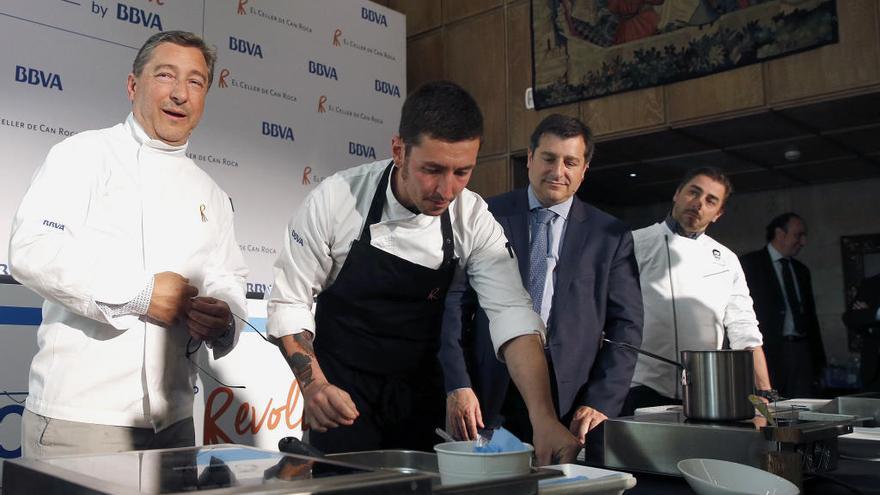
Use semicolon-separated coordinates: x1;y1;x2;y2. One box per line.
267;81;580;465
9;31;248;457
621;167;774;415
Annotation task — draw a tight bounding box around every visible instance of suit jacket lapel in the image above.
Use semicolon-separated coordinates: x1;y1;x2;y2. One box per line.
556;198;589;297
763;246;786;305
503;189;530;286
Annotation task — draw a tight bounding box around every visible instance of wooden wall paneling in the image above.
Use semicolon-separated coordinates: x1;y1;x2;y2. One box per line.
666;65;765;124
766;0;880;104
407;31;446;94
443;0;503;25
445;9;508;156
385;0;442;36
469;155;510;198
507;0;578;152
579;87;665;139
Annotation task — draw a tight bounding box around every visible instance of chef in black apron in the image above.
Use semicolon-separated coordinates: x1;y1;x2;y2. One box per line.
267;81;580;462
309;162;455;452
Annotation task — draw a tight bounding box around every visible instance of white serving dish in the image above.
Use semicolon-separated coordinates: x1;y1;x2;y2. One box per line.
677;458;799;495
433;440;533;486
539;463;636;494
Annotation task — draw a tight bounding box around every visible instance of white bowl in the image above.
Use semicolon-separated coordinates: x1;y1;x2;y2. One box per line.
433;441;533;485
677;458;799;495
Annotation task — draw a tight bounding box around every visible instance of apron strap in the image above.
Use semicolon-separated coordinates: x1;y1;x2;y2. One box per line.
440;206;454;267
360;161;456;267
360;162;394;242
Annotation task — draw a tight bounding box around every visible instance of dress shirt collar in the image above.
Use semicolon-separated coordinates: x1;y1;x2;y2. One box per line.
384;160;437;227
664;214;703;239
527;186;573;221
767;243;787;263
125;113;189;156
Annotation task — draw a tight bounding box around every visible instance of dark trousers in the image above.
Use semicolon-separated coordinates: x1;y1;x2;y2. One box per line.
774;339;815;398
861;330;880;391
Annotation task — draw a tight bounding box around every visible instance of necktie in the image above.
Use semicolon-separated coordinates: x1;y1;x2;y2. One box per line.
528;208;555;314
779;258;805;334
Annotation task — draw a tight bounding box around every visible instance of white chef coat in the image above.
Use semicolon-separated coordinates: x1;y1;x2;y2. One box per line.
9;114;248;430
267;159;544;357
631;222;762;399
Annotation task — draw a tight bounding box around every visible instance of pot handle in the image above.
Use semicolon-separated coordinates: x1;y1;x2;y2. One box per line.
603;338;685;369
680;368;689;387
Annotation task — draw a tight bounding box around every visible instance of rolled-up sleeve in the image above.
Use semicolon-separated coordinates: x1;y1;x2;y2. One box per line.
463;200;545;359
266;186;334;339
724;256;763;349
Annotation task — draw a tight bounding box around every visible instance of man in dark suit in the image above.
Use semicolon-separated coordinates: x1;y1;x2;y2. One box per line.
843;274;880;392
439;114;643;452
741;213;826;398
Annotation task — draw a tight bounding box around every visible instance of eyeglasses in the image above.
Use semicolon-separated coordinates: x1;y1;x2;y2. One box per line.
185;312;273;390
1;390;27;404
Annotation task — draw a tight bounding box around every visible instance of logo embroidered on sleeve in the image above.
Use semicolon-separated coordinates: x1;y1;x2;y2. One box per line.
42;219;65;231
291;229;304;246
200;204;208;223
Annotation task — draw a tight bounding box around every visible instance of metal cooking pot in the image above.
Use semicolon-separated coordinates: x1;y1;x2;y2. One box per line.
605;339;755;421
680;349;755;421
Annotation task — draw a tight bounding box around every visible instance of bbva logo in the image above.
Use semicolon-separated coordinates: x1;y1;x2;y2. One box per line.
308;60;338;80
348;142;376;159
361;6;388;27
229;36;263;58
374;79;400;97
15;65;62;91
117;3;163;30
262;121;294;141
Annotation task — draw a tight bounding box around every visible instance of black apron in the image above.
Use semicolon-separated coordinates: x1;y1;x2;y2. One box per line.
310;162;458;453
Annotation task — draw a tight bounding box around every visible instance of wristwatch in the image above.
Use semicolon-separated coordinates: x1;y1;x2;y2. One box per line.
755;389;780;402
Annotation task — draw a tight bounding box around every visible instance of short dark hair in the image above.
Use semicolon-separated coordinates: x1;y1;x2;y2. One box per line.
398;81;483;151
529;114;595;163
765;212;802;242
676;166;734;205
133;31;217;88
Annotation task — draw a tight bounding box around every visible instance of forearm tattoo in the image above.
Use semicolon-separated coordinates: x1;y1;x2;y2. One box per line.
284;333;316;389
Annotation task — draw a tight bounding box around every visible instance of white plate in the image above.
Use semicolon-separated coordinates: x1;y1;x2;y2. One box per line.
539;464;636;494
677;458;799;495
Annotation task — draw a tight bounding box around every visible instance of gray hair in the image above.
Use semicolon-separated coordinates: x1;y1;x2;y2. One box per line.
132;31;217;88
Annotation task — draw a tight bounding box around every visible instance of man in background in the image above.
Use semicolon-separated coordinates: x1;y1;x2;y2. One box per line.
741;213;825;398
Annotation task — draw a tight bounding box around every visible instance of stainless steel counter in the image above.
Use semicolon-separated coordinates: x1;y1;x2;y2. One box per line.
2;444;559;495
604;411;773;476
603;409;855;478
2;444;434;494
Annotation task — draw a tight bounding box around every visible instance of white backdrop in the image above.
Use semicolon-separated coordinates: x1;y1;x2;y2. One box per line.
0;0;405;479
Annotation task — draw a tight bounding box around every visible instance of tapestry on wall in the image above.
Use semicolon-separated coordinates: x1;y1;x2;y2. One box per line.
531;0;838;109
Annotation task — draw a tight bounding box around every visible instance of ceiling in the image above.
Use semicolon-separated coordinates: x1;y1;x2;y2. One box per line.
575;91;880;207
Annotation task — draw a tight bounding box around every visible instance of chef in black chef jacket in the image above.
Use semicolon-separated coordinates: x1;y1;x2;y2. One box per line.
266;81;579;465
